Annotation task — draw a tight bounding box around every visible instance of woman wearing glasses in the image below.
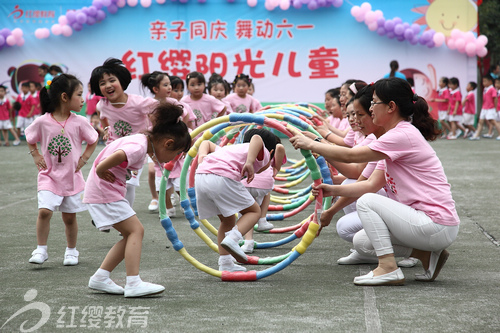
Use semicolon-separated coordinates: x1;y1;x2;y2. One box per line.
290;77;460;286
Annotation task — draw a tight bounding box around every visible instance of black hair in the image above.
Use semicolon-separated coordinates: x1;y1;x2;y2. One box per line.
39;73;82;114
13;101;21;111
354;84;374;115
242;128;279;160
483;74;493;83
90;58;132;96
407;77;415;87
326;88;340;98
449;77;460;87
141;71;169;95
185;71;206;88
21;82;30;88
374;78;440;141
49;65;63;74
148;102;191;153
35;82;42;89
91;112;99;117
347;80;367;98
440;77;449;85
169;75;184;90
468;82;477;90
38;64;49;72
0;85;6;91
208;73;230;95
389;60;399;78
232;73;252;87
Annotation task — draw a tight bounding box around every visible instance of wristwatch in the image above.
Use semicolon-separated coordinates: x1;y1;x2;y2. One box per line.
314;137;322;142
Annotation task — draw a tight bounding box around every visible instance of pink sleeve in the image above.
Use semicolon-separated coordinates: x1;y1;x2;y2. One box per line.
24;117;41;144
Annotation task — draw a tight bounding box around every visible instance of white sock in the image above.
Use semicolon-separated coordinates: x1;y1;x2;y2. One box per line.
92;268;110;282
226;226;242;242
126;275;142;287
258;217;267;225
65;247;77;255
244;240;254;245
37;245;48;253
218;254;232;265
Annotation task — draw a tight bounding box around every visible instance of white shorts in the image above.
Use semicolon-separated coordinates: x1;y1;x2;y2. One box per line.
438;111;448;121
448;115;463;123
86;199;136;231
147;155;153;163
17;116;34;129
463;113;475;126
195;173;256;220
0;119;13;130
155;175;173;192
479;108;497;120
126;166;143;187
38;190;86;213
246;187;272;206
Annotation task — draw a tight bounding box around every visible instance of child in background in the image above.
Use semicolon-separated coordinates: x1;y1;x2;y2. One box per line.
90;58;159;207
169;75;185;101
447;77;466;139
240;129;286;254
15;82;34;137
85;82;102;122
224;74;262;114
431;77;451;138
0;85;21;146
324;88;343;129
90;112;105;144
29;81;41;120
462;81;477;138
25;74;98;266
85;103;191;297
181;71;226;127
208;73;233;114
248;82;255;96
196;129;278;271
470;75;500;140
38;64;53;87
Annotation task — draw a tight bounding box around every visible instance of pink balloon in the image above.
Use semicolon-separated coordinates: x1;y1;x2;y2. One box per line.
247;0;257;6
450;29;462;39
455;38;466;52
279;0;290;10
264;0;275;10
447;39;456;50
127;0;138;6
6;35;16;46
51;24;62;35
364;11;377;24
465;42;476;57
62;25;73;37
11;28;23;39
16;37;24;46
433;32;445;47
355;12;365;23
35;28;48;39
140;0;152;7
476;35;488;47
270;0;280;7
477;46;488;58
374;10;383;19
368;22;378;31
156;0;166;3
464;31;475;43
360;2;371;12
58;15;68;25
350;6;360;17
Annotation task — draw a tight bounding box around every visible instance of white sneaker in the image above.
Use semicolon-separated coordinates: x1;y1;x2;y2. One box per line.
455;129;463;138
482;133;493;138
148;199;159;212
337;250;378;265
219;261;247;272
171;193;179;206
256;220;274;231
167;207;176;217
241;241;254;254
63;250;79;266
469;136;480;141
124;281;165;298
221;237;248;263
398;257;419;268
447;135;457;140
13;139;21;146
88;277;124;294
29;249;48;264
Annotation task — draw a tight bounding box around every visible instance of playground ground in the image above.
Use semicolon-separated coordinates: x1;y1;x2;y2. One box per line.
1;137;500;333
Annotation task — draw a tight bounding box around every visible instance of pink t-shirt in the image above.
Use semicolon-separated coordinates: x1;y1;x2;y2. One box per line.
178;100;196;122
181;94;226;127
343;130;367;147
437;88;450;112
448;89;462;115
25;113;98;196
97;94;158;144
223;93;262;113
83;134;149;204
368;121;460;226
338;117;350;132
16;92;33;118
0;98;11;121
497;90;500;111
85;93;103;116
220;98;234;114
328;116;342;129
482;85;496;110
242;154;287;190
196;142;270;182
463;91;475;115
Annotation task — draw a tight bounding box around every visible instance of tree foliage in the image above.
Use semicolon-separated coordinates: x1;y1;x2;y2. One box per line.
479;0;500;65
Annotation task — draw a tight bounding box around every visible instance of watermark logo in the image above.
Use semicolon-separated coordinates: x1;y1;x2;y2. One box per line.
7;4;56;23
1;289;151;331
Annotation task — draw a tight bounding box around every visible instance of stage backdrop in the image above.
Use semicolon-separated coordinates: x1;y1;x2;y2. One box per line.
0;0;478;113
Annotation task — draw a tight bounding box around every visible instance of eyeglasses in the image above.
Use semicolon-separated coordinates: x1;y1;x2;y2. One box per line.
370;101;385;107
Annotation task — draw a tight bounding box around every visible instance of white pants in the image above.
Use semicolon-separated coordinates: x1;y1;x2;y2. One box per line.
353;193;459;257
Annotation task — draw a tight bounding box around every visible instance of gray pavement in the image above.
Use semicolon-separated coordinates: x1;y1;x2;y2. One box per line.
0;137;499;332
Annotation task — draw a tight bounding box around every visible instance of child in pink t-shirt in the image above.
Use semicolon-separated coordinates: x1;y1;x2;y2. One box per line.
447;77;466;140
181;71;226;127
324;89;343;129
208;73;234;114
431;77;451;138
461;81;476;138
25;74;98;267
84;103;191;297
470;75;500;140
28;81;41;119
90;58;159;206
224;73;262;113
85;82;103;122
0;85;21;146
195;129;277;272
